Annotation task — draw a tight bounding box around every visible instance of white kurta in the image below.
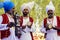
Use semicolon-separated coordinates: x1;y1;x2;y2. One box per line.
19;17;35;40
0;14;15;40
40;16;58;40
57;36;60;40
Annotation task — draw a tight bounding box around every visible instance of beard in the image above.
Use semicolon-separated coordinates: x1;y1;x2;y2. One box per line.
23;12;28;16
8;11;14;16
48;13;54;18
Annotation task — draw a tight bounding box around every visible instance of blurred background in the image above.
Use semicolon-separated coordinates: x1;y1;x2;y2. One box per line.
0;0;60;40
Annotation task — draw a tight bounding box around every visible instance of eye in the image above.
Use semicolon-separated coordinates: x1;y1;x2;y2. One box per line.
13;8;15;9
48;10;53;12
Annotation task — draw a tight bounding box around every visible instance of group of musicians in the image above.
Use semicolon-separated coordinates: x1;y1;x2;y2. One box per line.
0;1;60;40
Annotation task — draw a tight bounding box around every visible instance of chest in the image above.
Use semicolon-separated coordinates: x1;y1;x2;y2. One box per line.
7;14;14;23
22;17;29;25
47;16;57;27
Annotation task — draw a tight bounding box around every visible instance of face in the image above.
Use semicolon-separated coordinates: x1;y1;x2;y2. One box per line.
8;7;15;15
47;10;54;18
23;8;29;16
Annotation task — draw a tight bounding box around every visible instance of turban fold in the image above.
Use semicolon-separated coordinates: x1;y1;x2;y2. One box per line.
21;1;34;12
46;1;55;13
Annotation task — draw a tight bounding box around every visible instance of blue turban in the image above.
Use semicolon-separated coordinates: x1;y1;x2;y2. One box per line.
3;1;15;12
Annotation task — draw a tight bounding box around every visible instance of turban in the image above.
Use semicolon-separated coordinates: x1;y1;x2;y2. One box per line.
3;1;15;12
21;1;34;12
46;1;55;13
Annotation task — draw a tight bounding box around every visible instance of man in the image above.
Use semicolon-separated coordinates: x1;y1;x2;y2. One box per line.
18;2;35;40
40;1;60;40
0;1;15;40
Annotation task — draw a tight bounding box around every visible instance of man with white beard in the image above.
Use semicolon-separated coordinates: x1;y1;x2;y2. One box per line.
40;1;60;40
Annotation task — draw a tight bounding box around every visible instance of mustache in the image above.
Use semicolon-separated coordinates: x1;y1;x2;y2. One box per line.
48;13;53;18
48;13;53;15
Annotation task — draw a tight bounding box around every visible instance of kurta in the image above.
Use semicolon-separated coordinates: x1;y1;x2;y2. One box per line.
40;16;60;40
18;16;35;40
0;14;15;40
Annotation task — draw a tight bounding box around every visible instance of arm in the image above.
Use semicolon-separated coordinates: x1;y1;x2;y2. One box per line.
40;21;47;38
53;26;60;31
28;22;36;32
40;21;47;33
27;17;36;32
0;16;8;30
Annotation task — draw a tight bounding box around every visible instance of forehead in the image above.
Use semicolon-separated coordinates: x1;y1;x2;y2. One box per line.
48;10;53;12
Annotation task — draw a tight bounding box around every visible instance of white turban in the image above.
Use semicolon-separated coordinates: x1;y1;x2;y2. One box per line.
21;1;34;12
46;1;55;12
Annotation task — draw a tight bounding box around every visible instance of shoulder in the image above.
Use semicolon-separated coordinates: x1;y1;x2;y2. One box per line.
29;17;33;22
20;16;23;19
0;14;6;19
44;17;47;20
1;14;7;18
43;17;47;22
56;16;60;21
2;14;6;16
29;17;33;20
56;16;59;17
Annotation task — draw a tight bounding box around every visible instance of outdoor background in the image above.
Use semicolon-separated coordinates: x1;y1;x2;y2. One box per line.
0;0;60;40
